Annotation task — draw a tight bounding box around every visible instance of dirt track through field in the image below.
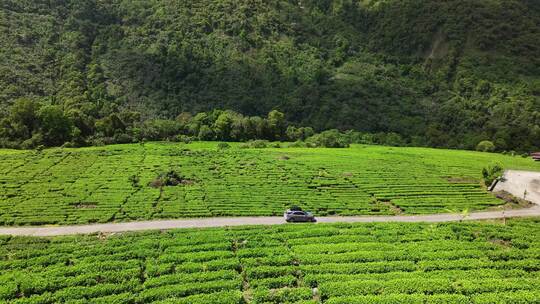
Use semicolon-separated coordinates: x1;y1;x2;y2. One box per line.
1;170;539;237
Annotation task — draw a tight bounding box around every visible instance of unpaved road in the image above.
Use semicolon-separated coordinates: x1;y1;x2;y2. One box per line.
1;170;539;237
493;169;540;204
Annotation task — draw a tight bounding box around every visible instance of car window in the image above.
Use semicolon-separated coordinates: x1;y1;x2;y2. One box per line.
293;211;305;215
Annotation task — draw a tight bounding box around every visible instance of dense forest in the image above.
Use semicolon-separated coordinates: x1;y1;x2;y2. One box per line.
1;0;539;151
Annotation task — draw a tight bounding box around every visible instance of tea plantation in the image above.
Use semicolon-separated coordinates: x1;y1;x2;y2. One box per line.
1;219;540;303
1;142;539;226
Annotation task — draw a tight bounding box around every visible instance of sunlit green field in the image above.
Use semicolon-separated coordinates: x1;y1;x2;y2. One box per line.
1;219;540;303
0;142;539;226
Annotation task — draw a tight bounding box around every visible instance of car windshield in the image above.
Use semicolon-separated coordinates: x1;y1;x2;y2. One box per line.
293;211;305;215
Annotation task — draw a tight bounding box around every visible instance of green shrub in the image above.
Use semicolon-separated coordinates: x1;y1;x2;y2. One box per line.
249;275;296;289
0;283;17;300
482;163;504;187
153;290;243;304
476;140;496;152
472;290;540;303
217;142;231;150
113;133;134;144
3;219;540;303
129;175;140;188
20;133;44;149
325;294;469;304
141;119;182;141
246;266;295;279
252;287;312;304
240;140;269;149
286;140;307;148
61;141;77;148
306;130;349;148
149;171;195;188
137;280;241;302
175;135;194;144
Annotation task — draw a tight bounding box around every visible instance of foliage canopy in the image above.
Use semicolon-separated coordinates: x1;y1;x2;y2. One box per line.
1;0;539;151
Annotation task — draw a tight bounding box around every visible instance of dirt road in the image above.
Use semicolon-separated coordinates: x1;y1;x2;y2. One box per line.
1;170;539;237
493;169;540;204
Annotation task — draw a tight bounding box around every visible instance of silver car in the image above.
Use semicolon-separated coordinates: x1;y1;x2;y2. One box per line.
284;210;316;222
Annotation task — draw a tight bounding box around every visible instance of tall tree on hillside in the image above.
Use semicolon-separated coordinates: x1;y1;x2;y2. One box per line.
38;105;73;146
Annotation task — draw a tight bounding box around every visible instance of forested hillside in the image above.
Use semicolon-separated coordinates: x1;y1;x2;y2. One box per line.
1;0;539;151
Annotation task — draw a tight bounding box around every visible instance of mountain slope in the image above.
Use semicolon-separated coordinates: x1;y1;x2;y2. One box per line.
1;0;539;150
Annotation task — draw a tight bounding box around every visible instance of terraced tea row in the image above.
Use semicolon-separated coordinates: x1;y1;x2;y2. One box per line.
1;219;539;303
0;142;539;226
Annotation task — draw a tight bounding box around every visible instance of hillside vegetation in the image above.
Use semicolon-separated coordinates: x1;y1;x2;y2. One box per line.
1;0;539;151
1;219;540;303
1;142;539;226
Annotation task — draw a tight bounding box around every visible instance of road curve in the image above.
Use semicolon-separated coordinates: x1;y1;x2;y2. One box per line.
1;170;539;237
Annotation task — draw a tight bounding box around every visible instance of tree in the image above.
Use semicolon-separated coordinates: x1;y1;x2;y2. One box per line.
286;126;301;141
286;126;314;141
38;105;73;146
267;110;286;141
187;113;210;136
300;127;315;140
142;120;181;140
384;132;406;147
213;111;237;140
198;125;214;140
0;117;11;139
217;142;231;150
306;129;349;148
1;0;539;153
67;109;94;137
176;112;193;129
95;114;125;137
8;98;40;138
249;116;267;140
119;111;141;127
476;140;496;152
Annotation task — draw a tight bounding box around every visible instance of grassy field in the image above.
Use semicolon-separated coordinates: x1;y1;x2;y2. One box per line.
0;219;539;303
1;142;539;226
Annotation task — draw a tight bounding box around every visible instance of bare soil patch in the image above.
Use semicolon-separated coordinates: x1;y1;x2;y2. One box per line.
531;179;540;191
492;191;535;210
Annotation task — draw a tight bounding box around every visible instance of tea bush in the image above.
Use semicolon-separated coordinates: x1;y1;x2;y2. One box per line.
0;142;538;225
0;219;539;303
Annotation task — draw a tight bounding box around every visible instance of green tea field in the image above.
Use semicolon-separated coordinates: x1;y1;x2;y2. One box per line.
1;219;540;303
1;142;539;226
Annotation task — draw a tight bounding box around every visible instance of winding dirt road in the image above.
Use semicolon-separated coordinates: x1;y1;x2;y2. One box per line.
1;170;539;237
